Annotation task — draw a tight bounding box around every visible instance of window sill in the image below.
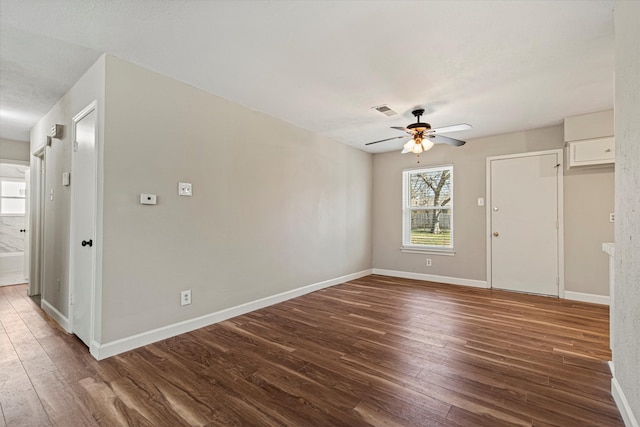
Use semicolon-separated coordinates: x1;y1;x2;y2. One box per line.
400;247;456;256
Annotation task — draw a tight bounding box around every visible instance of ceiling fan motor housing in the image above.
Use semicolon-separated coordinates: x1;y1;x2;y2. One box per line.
407;122;431;131
408;109;430;132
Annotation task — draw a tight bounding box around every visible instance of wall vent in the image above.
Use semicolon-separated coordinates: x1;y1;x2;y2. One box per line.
372;104;398;116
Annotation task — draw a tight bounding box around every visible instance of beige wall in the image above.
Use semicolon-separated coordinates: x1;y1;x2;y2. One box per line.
564;110;615;296
100;56;372;342
29;56;106;318
564;110;614;142
614;0;640;421
0;138;30;161
372;124;614;296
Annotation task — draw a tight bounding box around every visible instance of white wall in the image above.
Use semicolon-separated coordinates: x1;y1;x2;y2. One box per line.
372;124;614;297
99;56;372;343
613;0;640;422
29;55;106;319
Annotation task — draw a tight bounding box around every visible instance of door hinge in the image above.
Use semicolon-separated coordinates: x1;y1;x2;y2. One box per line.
73;141;78;152
70;294;73;306
556;220;559;229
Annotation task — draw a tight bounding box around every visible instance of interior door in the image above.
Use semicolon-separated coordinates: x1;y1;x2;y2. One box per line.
71;104;97;346
489;152;561;296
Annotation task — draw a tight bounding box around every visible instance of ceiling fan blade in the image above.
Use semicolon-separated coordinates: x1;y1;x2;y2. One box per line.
391;126;412;133
431;123;472;134
365;135;410;146
426;134;466;147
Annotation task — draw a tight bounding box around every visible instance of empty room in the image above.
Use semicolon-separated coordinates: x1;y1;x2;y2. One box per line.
0;1;638;426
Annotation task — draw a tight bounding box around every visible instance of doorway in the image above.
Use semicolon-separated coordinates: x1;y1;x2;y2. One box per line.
0;161;30;287
486;150;564;296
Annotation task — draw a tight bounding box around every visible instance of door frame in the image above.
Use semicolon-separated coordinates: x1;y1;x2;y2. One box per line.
485;149;564;297
29;145;45;297
69;100;100;354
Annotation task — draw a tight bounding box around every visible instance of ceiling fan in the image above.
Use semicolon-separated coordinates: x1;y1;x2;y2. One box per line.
365;109;471;154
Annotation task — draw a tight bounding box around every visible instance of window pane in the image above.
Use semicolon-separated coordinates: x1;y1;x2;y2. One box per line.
409;170;451;208
1;198;25;215
410;209;451;246
1;181;26;197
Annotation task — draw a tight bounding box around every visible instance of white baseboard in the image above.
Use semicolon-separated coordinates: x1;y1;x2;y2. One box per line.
372;268;488;289
564;291;610;306
92;269;373;360
42;299;71;333
611;370;639;427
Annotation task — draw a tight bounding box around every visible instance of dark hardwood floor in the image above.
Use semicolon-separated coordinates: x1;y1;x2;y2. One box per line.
0;276;623;426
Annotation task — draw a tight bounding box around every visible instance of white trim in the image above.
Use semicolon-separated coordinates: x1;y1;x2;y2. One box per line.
400;248;456;256
41;299;71;333
402;165;454;252
91;269;373;360
31;145;45;158
564;291;610;306
486;149;565;297
612;374;639;427
372;268;488;289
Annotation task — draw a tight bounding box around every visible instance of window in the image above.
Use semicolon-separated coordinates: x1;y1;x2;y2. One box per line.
0;178;26;215
402;166;453;251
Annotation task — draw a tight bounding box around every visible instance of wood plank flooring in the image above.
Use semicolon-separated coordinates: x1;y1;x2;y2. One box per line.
0;276;623;426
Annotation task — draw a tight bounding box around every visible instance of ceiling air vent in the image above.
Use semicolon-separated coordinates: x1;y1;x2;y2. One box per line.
372;104;398;117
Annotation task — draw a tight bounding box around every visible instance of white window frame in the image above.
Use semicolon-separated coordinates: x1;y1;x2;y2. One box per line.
0;177;27;216
402;165;454;254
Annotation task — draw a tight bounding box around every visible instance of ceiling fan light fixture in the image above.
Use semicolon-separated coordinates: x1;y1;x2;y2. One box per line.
411;141;424;154
422;138;435;151
403;139;416;152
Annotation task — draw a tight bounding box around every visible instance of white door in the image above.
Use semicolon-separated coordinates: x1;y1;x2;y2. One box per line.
23;169;30;281
488;151;562;296
71;104;98;346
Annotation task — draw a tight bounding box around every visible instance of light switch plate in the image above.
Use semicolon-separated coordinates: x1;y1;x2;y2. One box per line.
178;182;192;196
140;194;157;205
477;197;484;207
62;172;70;186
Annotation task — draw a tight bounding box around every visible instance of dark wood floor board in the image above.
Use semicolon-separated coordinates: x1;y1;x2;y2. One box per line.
340;350;533;426
77;376;154;427
415;364;593;427
1;278;624;426
291;345;454;419
445;405;527;427
354;395;456;427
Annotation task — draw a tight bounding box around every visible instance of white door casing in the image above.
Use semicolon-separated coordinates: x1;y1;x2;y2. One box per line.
70;102;98;347
23;168;30;281
29;146;45;297
486;150;564;296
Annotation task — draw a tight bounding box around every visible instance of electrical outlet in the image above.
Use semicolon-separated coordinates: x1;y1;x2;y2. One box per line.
609;213;615;223
426;258;432;267
180;290;192;306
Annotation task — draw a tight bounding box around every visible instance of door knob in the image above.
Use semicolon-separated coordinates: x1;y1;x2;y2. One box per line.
81;239;93;247
493;232;499;237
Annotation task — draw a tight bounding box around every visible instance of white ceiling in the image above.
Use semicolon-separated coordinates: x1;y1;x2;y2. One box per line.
0;0;614;153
